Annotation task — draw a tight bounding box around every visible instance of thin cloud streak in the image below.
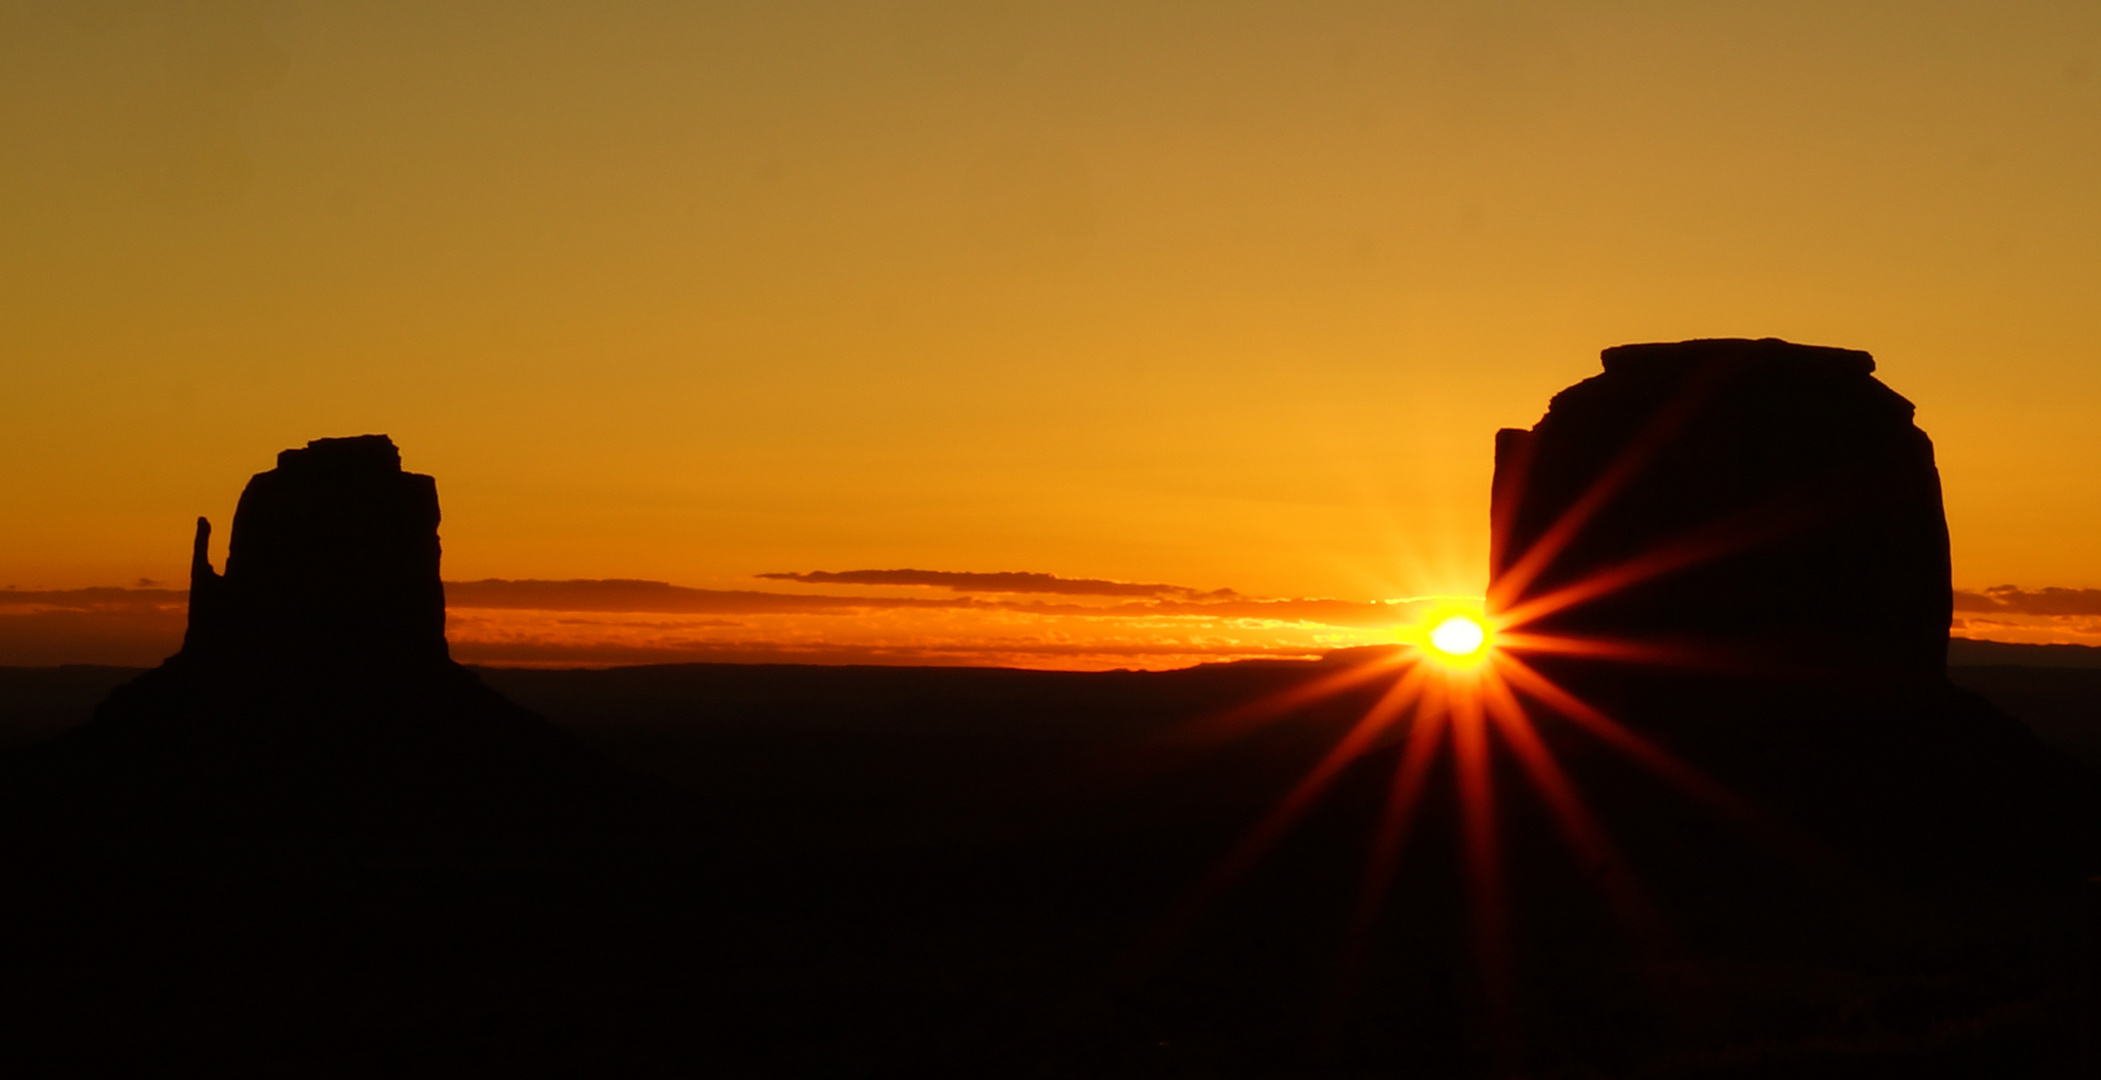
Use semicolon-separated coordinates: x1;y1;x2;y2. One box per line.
1949;585;2101;649
446;579;952;614
0;577;1418;670
1956;586;2101;616
446;577;1404;627
0;588;190;612
447;637;1326;669
14;575;2101;669
757;568;1243;600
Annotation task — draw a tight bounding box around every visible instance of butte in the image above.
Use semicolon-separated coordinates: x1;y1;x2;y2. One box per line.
1489;337;2099;885
7;435;645;867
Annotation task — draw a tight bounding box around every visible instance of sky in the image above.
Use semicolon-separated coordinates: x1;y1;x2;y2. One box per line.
5;1;2101;667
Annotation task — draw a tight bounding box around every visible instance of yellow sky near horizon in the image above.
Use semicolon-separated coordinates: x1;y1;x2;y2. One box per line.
6;1;2101;644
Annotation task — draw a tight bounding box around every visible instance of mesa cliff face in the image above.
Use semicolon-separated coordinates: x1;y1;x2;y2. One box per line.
27;435;631;862
185;435;449;665
1488;339;2093;884
1491;337;1952;674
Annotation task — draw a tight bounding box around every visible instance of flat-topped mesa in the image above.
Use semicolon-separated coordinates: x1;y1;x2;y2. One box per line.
49;437;639;864
1490;338;1952;675
184;435;449;665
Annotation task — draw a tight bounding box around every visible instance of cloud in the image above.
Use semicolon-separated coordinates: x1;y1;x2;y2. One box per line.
0;578;1397;626
0;587;189;612
438;577;1413;671
0;576;1424;670
1057;595;1408;629
0;589;188;667
756;568;1242;600
449;637;1324;669
447;577;1403;628
1953;586;2101;616
444;579;965;615
26;574;2101;670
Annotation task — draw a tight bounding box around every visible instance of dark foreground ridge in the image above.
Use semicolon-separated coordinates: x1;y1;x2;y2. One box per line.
5;369;2100;1077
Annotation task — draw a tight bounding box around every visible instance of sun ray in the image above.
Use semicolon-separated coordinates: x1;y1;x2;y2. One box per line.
1477;670;1665;949
1146;541;1830;1056
1449;680;1519;1061
1164;651;1410;748
1493;500;1819;634
1498;631;1791;682
1492;631;1698;665
1318;678;1453;1041
1348;678;1451;935
1137;662;1435;967
1154;358;1902;1064
1491;653;1760;830
1193;664;1431;894
1487;365;1732;612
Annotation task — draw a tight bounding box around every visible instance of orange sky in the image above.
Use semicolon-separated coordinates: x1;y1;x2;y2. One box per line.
6;2;2101;666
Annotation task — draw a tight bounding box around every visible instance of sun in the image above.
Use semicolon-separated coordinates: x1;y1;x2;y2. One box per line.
1429;614;1489;657
1151;430;1785;1058
1389;604;1498;670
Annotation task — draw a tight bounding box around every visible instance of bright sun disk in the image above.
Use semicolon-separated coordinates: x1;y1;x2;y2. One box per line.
1429;614;1488;657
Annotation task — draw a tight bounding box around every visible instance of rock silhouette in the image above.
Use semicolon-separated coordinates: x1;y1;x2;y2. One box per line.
184;434;448;665
5;400;2101;1076
1492;338;2097;883
14;435;636;865
1492;337;1951;674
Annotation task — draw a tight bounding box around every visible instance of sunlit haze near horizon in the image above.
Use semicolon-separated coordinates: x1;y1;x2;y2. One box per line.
7;1;2101;666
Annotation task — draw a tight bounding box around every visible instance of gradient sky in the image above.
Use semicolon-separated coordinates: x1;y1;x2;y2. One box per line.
6;2;2101;664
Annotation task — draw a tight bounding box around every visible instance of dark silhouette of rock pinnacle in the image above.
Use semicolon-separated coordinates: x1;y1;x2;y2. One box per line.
183;434;449;665
1491;338;1952;675
26;435;637;864
1485;338;2096;885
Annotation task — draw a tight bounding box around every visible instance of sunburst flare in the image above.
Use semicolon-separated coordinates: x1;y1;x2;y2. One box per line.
1157;443;1790;1061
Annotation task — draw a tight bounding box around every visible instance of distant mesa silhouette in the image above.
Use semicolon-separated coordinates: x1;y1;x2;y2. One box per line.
185;434;448;664
1493;337;1950;674
21;435;635;863
1492;338;2096;882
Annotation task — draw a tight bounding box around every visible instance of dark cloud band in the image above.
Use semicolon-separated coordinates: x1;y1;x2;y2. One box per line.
756;568;1242;600
1954;586;2101;616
